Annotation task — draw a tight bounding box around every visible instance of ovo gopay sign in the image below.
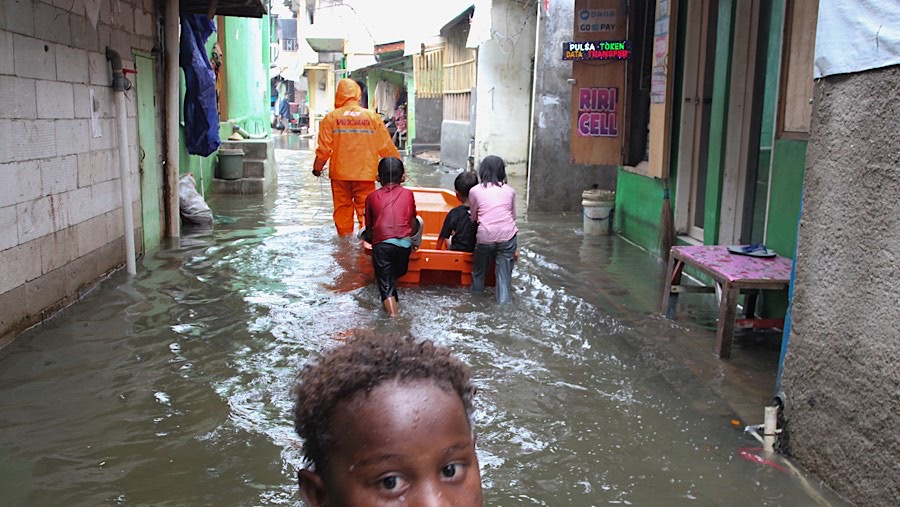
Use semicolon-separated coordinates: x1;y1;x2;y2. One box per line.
577;8;617;33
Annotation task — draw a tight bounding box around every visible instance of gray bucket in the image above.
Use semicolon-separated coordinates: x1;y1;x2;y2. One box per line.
217;149;244;180
582;189;615;236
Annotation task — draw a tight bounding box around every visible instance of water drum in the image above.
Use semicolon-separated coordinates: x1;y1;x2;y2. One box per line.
217;149;244;180
582;189;615;236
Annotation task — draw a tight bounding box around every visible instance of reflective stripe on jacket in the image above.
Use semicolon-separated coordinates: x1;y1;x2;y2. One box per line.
314;79;400;181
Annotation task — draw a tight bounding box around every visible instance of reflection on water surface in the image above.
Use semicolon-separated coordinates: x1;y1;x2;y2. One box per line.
0;141;849;506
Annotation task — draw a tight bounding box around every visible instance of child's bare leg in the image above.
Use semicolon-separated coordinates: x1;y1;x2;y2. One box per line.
383;297;399;317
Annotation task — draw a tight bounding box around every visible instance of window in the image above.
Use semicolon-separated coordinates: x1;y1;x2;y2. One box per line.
778;0;818;138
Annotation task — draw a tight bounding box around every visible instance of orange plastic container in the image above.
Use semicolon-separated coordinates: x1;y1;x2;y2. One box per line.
363;187;496;286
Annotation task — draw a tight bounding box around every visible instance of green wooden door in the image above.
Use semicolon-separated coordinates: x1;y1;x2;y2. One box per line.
134;53;161;252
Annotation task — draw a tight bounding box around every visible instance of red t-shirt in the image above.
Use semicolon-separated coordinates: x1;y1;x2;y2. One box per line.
365;184;417;244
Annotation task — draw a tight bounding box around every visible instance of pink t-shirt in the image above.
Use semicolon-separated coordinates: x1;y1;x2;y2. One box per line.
468;182;518;243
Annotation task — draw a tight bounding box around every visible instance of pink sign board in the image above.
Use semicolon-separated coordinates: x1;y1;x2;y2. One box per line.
577;87;618;137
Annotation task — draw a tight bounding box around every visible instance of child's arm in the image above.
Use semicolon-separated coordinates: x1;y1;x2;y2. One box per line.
437;213;455;250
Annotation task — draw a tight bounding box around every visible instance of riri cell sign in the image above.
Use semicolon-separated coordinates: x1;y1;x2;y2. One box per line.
578;87;618;137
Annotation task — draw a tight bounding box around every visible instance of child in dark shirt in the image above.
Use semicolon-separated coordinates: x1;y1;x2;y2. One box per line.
292;330;484;506
436;172;479;252
364;157;418;317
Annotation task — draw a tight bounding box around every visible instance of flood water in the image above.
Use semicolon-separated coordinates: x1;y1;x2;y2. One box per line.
0;137;850;506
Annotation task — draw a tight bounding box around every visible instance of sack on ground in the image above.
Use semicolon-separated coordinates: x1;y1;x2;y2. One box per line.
179;174;213;224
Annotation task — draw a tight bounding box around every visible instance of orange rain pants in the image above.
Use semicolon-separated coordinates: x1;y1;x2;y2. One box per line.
331;180;376;236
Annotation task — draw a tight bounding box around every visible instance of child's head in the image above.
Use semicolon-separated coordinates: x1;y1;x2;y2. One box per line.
292;330;483;507
477;155;506;186
377;157;405;185
454;171;479;201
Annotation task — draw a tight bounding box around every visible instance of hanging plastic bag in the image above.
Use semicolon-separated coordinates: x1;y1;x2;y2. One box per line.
179;174;213;225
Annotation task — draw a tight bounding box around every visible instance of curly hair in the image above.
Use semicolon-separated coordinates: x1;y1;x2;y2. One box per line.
292;330;476;472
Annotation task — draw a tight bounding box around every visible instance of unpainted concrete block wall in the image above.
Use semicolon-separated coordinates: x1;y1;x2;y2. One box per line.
0;0;156;348
528;0;616;212
473;0;537;176
783;65;900;507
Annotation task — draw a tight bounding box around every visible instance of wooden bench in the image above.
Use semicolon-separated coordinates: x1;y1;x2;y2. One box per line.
660;245;792;358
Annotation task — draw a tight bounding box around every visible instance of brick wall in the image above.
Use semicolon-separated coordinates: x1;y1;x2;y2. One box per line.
0;0;159;347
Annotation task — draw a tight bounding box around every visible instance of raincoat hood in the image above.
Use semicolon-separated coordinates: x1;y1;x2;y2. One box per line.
334;79;362;108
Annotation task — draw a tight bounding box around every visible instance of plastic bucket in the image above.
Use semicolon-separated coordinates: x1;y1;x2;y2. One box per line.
582;189;615;236
217;149;244;180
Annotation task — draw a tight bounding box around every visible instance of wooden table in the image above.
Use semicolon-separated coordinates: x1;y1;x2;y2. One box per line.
660;245;792;359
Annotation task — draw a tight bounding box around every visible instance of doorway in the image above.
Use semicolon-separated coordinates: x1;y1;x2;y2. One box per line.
674;0;718;242
134;52;161;252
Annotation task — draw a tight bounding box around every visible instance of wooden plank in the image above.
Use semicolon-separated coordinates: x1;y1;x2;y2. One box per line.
715;283;739;358
780;0;818;135
670;285;716;294
444;58;476;68
674;2;703;233
646;0;677;178
735;318;784;329
570;0;627;166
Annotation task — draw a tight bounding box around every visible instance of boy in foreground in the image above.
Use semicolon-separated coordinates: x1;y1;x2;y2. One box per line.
292;330;484;506
436;172;479;252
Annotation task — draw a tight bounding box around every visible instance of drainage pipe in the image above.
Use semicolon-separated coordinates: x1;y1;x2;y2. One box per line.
165;0;180;238
763;405;778;453
106;48;137;276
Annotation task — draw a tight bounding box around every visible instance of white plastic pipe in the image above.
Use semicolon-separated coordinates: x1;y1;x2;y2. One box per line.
764;405;778;453
113;90;137;275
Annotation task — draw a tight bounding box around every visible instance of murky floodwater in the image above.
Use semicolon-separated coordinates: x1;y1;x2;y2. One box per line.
0;137;850;506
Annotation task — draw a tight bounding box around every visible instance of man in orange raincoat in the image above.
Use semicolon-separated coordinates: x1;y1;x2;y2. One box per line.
313;79;400;236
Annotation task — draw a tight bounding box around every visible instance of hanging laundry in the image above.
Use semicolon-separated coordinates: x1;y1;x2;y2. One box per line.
180;14;221;157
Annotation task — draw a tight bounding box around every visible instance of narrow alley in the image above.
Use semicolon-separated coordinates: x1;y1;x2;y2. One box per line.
0;140;850;506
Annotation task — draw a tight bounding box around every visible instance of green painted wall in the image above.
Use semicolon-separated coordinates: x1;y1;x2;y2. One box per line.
178;122;230;196
614;169;666;256
766;139;806;257
223;16;271;136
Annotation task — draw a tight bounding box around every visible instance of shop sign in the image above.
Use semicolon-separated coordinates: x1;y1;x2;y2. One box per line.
577;8;617;33
563;40;631;61
577;87;618;137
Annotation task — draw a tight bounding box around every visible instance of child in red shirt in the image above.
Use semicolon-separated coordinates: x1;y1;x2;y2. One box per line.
364;157;418;317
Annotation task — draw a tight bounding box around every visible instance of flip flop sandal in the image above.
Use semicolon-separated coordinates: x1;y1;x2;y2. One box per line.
727;243;776;258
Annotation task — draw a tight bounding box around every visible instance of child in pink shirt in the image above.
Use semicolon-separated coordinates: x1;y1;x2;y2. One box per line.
468;155;517;303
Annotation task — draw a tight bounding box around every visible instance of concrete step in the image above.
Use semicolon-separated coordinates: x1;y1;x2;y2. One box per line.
220;139;271;160
211;177;267;195
242;159;265;178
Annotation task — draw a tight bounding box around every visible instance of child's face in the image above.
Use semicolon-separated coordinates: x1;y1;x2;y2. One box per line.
299;379;483;507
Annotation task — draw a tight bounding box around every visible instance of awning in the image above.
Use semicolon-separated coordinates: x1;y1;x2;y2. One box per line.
306;37;346;53
273;52;303;82
181;0;268;18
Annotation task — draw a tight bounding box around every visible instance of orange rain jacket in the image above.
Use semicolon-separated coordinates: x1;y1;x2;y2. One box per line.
313;79;400;181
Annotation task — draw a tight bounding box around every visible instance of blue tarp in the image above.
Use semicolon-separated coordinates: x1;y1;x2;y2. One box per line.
180;14;221;157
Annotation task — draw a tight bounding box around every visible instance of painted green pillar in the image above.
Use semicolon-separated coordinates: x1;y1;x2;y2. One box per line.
223;15;271;135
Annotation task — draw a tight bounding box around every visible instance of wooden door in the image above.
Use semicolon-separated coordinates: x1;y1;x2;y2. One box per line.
570;0;627;166
135;52;161;253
